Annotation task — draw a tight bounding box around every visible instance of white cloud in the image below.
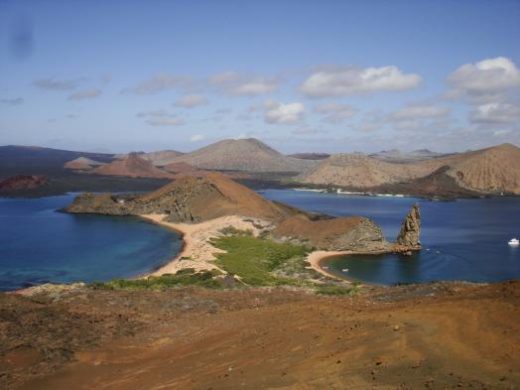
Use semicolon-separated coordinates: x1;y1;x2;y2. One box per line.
190;134;206;142
264;100;305;124
68;89;102;101
391;104;450;120
175;94;208;108
448;57;520;101
300;65;421;97
315;103;357;123
124;74;191;95
210;71;278;96
136;110;184;127
469;102;520;125
233;81;277;95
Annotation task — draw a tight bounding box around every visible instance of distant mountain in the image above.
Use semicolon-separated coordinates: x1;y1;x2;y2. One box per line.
64;157;106;170
0;145;114;177
445;143;520;194
288;153;331;160
299;154;434;188
117;150;185;166
299;143;520;195
92;153;174;179
170;138;318;173
370;148;447;162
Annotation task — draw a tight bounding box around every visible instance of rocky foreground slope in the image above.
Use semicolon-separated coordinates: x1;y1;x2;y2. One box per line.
2;281;519;389
66;172;419;252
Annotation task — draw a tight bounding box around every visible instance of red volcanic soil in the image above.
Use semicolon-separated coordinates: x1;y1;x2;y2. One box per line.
0;175;47;192
2;281;519;389
92;154;174;179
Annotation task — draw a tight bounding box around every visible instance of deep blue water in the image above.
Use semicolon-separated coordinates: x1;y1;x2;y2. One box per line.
0;195;182;291
261;189;520;285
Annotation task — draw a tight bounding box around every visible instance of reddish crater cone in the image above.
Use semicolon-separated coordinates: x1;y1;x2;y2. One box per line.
92;153;174;179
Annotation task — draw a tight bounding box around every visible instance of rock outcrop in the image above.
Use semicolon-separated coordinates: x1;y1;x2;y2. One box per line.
272;214;389;252
395;204;421;251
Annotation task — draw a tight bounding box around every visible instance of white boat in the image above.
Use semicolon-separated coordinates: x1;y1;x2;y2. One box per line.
508;238;519;247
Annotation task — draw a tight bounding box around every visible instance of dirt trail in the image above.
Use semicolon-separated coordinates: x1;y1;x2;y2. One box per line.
2;282;519;389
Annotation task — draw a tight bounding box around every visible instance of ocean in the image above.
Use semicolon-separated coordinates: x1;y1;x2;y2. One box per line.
261;189;520;285
0;194;182;291
1;190;519;290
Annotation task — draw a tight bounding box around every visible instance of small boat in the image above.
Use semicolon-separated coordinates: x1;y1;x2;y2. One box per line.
341;268;349;272
508;238;519;247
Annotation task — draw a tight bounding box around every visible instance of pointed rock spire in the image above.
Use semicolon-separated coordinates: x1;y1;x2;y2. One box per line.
396;204;421;249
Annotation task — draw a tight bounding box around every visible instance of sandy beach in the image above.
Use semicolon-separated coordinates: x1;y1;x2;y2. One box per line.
140;214;271;276
306;250;351;280
306;247;405;282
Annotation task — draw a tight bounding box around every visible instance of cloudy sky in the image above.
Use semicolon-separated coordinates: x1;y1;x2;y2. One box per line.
1;0;519;153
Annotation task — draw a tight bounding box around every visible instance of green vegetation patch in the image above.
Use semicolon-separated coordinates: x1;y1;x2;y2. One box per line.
91;269;223;291
211;235;311;286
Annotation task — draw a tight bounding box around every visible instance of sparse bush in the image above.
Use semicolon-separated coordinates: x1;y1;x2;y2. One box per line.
315;283;359;296
90;269;223;291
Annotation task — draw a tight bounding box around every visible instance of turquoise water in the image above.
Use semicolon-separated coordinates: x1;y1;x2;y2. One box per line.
261;189;520;285
0;195;182;291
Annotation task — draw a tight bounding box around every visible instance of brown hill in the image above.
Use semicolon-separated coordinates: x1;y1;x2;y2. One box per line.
171;138;318;173
299;143;520;195
446;143;520;194
91;154;174;179
67;172;294;223
64;157;106;171
299;154;435;188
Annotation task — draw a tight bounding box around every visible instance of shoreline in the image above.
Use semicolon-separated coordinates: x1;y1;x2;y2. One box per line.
306;248;406;283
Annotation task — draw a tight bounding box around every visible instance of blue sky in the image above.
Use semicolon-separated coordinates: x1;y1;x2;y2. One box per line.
1;0;519;153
